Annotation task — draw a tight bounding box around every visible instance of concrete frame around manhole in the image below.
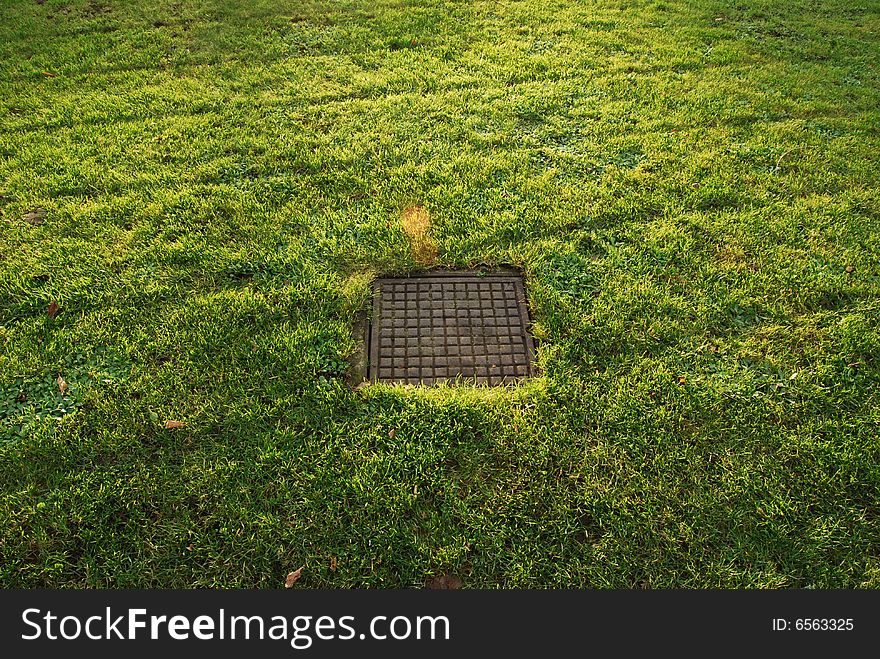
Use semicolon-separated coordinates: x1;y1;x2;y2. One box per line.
366;269;536;386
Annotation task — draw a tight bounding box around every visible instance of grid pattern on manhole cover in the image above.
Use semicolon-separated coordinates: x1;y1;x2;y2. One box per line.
368;275;535;385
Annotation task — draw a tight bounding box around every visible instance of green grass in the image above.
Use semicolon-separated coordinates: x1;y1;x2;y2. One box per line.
1;0;878;588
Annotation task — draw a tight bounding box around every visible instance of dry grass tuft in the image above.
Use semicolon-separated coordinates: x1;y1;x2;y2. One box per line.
400;205;438;266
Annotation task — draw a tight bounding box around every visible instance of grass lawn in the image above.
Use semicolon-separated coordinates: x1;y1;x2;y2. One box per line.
1;0;878;588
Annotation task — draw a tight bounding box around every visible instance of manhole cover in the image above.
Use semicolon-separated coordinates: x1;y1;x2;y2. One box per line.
368;272;536;385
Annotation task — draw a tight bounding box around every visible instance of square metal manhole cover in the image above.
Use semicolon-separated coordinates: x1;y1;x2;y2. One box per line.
368;272;536;385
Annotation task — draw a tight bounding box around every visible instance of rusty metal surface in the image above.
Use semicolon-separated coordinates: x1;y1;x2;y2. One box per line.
368;275;535;385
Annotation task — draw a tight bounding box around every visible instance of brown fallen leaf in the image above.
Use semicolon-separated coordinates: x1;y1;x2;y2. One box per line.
845;265;855;274
425;574;462;589
164;420;185;429
41;71;57;78
22;207;47;225
677;375;687;385
388;428;397;439
57;375;68;394
329;556;337;572
285;567;304;588
47;301;60;319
